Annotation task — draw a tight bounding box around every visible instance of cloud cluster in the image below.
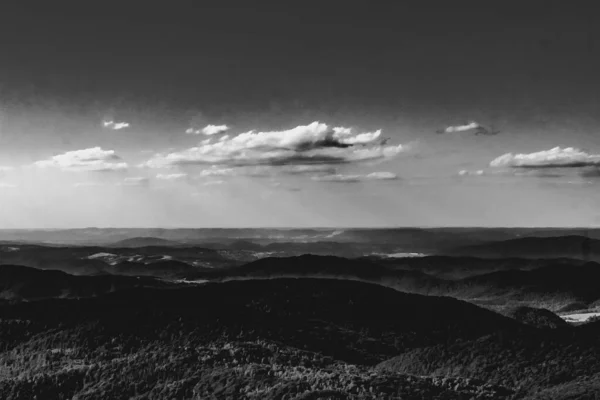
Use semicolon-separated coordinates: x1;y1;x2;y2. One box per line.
490;147;600;169
103;120;130;130
186;124;230;135
144;121;403;168
312;171;398;183
35;147;128;172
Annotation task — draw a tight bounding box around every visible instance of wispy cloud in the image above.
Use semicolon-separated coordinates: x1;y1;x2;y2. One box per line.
490;147;600;168
195;164;337;178
312;171;398;183
0;166;14;172
156;173;188;180
144;121;405;168
185;124;230;136
102;120;130;130
0;182;17;189
119;177;150;186
458;169;484;176
199;167;236;177
34;147;128;172
202;180;225;186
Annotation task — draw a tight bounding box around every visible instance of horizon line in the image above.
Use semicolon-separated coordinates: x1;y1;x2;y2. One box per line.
0;226;598;231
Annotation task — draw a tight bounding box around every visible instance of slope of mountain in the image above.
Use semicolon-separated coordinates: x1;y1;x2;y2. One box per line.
1;277;599;399
458;262;600;307
360;255;586;279
445;235;600;261
185;255;600;312
503;306;569;329
0;264;168;300
0;277;524;399
376;321;600;399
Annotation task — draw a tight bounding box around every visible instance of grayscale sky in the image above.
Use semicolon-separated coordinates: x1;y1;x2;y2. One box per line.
1;1;599;228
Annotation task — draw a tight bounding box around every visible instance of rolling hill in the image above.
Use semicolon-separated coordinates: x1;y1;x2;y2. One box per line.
445;235;600;261
0;264;169;301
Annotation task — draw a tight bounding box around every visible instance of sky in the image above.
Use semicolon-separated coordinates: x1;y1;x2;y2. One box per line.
1;1;600;228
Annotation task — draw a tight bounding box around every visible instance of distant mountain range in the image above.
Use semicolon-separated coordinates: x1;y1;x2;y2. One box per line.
2;227;599;248
3;240;600;312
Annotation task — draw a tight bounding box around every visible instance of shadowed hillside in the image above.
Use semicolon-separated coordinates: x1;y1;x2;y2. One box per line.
187;255;600;312
445;235;600;261
0;278;524;399
377;321;600;399
0;265;169;301
503;306;569;329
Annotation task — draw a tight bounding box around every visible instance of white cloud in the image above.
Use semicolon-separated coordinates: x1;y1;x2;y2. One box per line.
0;166;14;172
34;147;128;172
202;180;225;186
186;124;230;136
336;130;382;145
441;121;480;133
279;165;337;175
490;147;600;168
312;171;398;183
156;173;188;180
0;182;17;189
202;124;229;135
103;120;130;130
199;167;235;177
458;169;484;176
143;121;406;168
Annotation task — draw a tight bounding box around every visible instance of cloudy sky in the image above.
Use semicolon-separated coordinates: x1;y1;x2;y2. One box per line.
1;1;600;228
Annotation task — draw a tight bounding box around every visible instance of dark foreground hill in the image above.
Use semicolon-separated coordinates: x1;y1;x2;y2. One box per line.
377;320;600;399
0;277;527;400
0;277;598;399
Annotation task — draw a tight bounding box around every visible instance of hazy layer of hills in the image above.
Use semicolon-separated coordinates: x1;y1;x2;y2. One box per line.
1;229;600;399
2;227;599;253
